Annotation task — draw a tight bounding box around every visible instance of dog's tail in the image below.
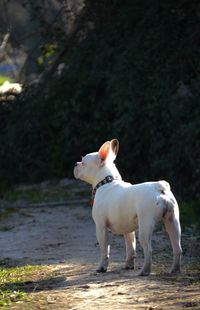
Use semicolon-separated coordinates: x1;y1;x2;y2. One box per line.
156;180;179;220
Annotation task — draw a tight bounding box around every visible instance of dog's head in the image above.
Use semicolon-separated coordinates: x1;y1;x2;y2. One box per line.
74;139;119;185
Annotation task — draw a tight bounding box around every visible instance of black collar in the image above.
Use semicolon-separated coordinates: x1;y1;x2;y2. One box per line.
90;175;116;207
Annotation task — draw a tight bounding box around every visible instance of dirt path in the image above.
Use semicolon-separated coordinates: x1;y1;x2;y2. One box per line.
0;182;200;309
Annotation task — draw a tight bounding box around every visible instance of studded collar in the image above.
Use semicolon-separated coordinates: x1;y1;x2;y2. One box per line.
90;175;116;207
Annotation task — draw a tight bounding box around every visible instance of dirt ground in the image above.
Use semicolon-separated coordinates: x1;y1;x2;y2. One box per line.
0;181;200;309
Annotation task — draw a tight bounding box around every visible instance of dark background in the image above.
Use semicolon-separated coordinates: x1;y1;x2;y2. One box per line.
0;0;199;224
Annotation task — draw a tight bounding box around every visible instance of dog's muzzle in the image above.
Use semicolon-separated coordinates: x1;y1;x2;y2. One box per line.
73;163;79;179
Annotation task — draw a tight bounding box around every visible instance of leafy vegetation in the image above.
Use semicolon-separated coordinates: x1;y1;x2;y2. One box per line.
180;200;200;230
0;0;199;225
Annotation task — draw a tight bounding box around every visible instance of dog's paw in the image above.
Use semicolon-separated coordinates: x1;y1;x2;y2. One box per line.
125;260;135;270
96;257;109;273
169;268;181;275
137;269;150;276
96;266;107;273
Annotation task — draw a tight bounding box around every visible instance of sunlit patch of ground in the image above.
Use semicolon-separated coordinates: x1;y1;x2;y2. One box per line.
0;181;199;309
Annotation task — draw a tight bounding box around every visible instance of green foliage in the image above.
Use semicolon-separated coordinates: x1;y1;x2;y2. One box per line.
0;264;52;309
180;199;200;230
0;76;13;85
0;0;199;219
38;43;58;66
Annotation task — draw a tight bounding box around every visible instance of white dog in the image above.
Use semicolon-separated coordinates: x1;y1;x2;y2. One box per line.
74;139;182;275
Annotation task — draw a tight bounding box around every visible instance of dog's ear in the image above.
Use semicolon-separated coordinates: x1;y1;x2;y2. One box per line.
111;139;119;156
98;141;111;161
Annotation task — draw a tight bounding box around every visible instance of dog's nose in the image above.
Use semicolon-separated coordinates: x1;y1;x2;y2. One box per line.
74;162;78;167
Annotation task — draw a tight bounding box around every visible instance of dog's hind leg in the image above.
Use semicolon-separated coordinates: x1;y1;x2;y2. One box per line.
138;218;155;276
164;215;182;274
161;193;182;274
124;232;136;269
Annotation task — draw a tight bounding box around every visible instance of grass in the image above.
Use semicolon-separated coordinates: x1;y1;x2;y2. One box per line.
0;262;53;309
180;200;200;231
2;182;90;205
3;187;71;204
0;76;13;85
0;208;17;221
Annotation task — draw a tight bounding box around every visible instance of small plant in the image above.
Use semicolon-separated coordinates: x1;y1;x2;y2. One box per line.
0;263;53;309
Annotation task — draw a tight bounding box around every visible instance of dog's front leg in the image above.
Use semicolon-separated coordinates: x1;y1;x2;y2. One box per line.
96;225;110;272
124;232;136;269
